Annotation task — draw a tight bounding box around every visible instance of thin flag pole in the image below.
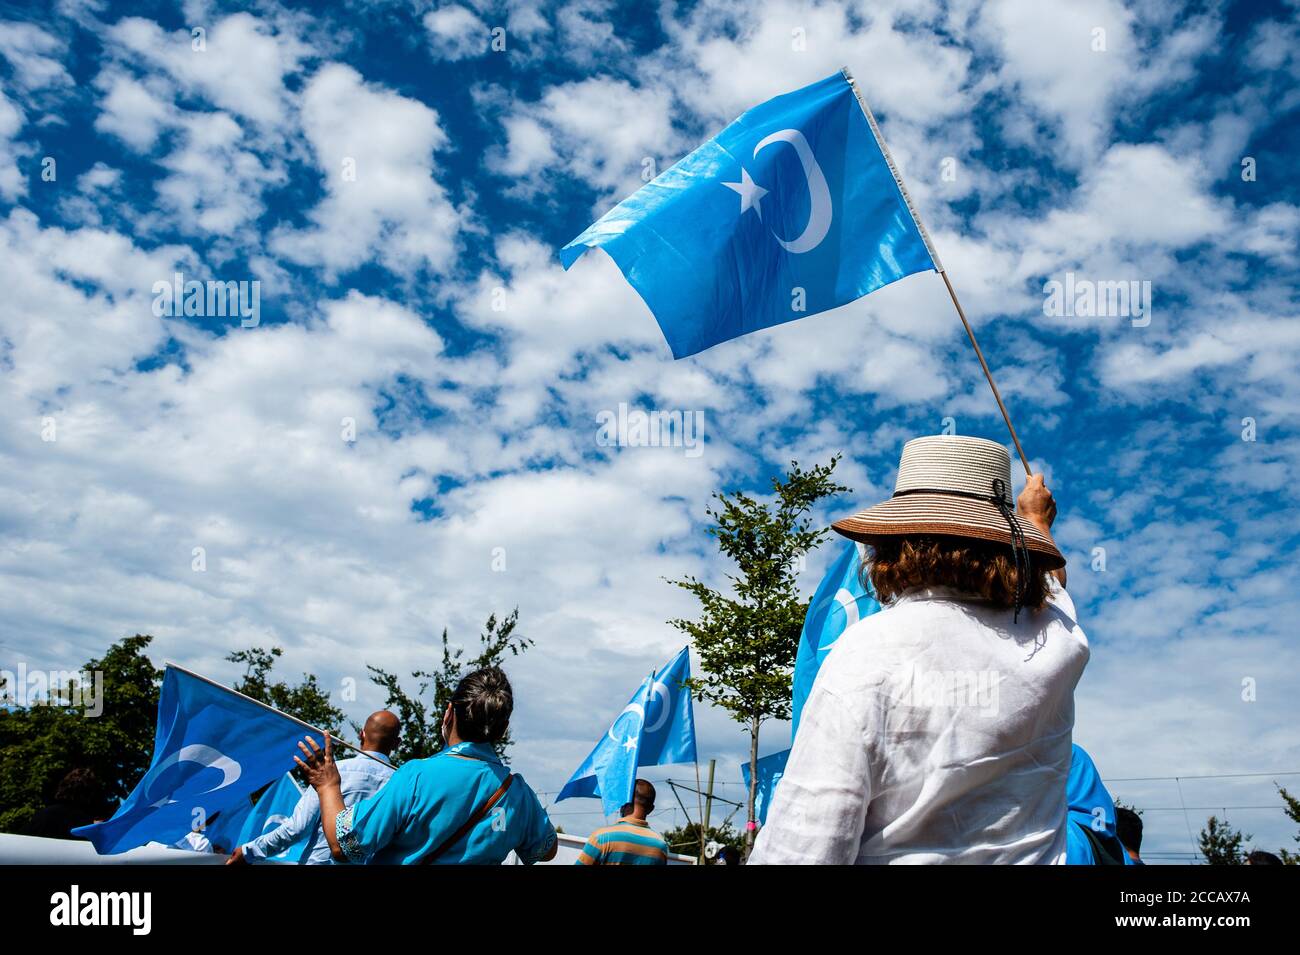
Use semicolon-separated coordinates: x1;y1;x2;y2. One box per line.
163;661;392;768
842;67;1034;478
693;756;707;865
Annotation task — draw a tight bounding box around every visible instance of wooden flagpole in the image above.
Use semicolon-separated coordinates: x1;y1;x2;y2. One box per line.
841;67;1034;478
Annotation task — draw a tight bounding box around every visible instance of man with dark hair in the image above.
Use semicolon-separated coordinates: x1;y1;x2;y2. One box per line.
1115;807;1144;864
229;710;400;865
297;666;558;865
576;779;668;865
1246;849;1283;865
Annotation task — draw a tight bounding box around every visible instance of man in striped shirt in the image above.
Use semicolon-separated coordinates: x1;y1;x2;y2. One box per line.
575;780;668;865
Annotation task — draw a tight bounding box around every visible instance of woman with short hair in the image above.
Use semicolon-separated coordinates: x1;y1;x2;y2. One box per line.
295;666;557;865
749;435;1090;865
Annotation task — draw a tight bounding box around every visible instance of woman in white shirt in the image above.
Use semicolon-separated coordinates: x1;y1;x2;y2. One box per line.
749;435;1089;865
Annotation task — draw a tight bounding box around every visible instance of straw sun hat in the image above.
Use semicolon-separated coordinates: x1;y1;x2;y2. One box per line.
831;435;1065;571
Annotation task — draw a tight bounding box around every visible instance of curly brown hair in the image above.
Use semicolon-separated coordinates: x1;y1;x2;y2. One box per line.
864;535;1052;611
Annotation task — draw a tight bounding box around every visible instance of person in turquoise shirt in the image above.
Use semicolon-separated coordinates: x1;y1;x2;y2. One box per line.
295;667;558;865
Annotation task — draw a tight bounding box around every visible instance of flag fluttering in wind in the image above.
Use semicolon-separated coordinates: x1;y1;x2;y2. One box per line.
73;665;321;854
235;772;311;863
741;748;792;825
791;539;881;742
561;70;937;359
557;646;697;817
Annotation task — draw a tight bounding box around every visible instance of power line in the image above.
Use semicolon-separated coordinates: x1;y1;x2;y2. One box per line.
1126;805;1288;812
1106;770;1300;783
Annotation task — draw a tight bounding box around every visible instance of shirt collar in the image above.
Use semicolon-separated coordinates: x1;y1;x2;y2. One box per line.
618;816;650;827
892;585;991;606
443;740;503;764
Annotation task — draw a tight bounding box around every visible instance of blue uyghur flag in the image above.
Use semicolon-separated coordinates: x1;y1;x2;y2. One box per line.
1066;744;1133;865
73;666;320;854
236;772;312;863
741;748;791;825
792;540;881;742
561;70;937;358
557;646;697;816
203;795;254;853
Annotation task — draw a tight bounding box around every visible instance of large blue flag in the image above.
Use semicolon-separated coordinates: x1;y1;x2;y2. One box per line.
236;772;311;863
741;748;791;825
561;70;937;358
557;646;697;816
792;540;881;742
73;666;322;854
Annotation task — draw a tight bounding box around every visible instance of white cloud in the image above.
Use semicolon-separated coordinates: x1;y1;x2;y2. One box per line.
105;13;307;128
270;63;460;277
0;88;25;200
154;110;286;236
0;21;73;92
423;5;490;61
92;68;175;153
491;77;681;202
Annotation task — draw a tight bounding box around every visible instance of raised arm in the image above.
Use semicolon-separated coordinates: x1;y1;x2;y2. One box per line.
295;734;347;862
1017;473;1066;588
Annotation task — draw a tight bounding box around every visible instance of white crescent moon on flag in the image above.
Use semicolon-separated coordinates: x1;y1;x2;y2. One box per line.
607;701;645;744
643;680;672;734
753;128;832;254
833;587;861;630
145;743;242;807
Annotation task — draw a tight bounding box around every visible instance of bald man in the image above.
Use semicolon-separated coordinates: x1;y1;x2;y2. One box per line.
228;710;400;866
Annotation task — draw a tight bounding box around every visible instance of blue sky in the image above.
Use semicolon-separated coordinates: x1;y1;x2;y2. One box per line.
1;0;1297;861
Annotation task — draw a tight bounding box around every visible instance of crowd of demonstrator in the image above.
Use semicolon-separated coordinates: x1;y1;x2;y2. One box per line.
23;436;1291;866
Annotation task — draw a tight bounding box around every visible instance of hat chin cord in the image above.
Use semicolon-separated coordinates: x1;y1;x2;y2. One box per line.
989;478;1028;623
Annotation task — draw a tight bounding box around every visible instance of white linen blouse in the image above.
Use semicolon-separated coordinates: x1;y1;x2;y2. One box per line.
750;582;1090;865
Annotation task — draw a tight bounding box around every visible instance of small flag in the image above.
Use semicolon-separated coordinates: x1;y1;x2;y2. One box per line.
557;646;697;816
561;70;936;358
741;749;792;825
73;666;322;854
792;540;880;742
236;772;312;863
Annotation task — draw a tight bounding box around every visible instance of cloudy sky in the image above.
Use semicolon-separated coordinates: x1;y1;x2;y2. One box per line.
1;0;1297;861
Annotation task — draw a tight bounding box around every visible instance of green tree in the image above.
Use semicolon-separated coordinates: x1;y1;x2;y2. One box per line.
0;634;162;833
662;821;745;862
366;610;531;763
1199;815;1250;865
668;458;848;858
1278;786;1300;865
227;646;346;731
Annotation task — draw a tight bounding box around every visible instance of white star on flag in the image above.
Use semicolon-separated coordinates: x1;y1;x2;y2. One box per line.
722;167;768;219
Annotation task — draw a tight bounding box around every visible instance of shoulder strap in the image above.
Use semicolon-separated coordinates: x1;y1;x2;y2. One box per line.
1079;822;1125;866
418;772;515;865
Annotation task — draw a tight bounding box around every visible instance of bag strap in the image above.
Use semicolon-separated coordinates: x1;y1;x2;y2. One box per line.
419;771;515;865
1079;821;1125;866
